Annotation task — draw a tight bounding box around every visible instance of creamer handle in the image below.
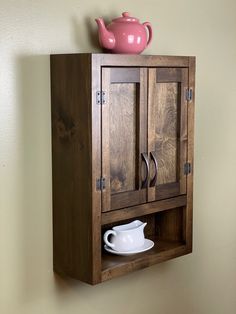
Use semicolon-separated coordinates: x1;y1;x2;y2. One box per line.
143;22;153;47
103;230;116;249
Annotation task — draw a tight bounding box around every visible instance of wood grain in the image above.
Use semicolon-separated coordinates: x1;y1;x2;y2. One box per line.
51;53;195;285
179;69;188;194
156;68;183;82
102;238;189;282
101;194;187;225
101;68;111;212
51;54;101;284
109;83;137;193
91;55;103;283
154;182;180;200
156;207;185;242
155;82;178;185
185;57;196;251
110;68;140;83
148;67;188;202
102;67;148;211
92;54;190;67
102;205;187;282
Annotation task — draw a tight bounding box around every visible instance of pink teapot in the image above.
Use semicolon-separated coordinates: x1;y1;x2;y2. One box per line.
95;12;152;54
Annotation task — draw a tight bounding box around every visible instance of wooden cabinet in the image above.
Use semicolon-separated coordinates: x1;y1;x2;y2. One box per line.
51;54;195;285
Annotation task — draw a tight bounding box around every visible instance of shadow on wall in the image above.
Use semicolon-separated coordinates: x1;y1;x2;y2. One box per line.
16;54;52;302
15;55;87;304
13;12;105;302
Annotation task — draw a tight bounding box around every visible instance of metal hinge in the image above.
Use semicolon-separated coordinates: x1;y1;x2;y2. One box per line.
184;162;191;175
96;91;106;105
96;177;105;190
186;88;193;102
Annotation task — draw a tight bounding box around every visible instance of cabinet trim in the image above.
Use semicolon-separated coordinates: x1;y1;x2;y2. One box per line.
101;195;187;225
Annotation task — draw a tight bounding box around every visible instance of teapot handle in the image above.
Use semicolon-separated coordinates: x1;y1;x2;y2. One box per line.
143;22;153;47
103;230;116;249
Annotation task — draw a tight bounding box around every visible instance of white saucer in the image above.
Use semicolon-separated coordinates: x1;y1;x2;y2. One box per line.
104;239;154;256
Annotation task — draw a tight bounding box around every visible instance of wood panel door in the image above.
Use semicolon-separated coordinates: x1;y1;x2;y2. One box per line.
147;68;188;202
101;67;148;212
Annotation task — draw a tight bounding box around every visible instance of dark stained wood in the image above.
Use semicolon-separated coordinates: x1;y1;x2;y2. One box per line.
185;57;195;251
51;54;101;285
91;55;103;283
101;68;111;212
102;195;187;225
110;67;140;83
155;182;180;200
92;54;190;67
102;67;148;211
148;67;188;202
110;83;137;193
155;82;178;184
138;68;148;200
156;68;184;82
51;53;195;285
110;190;146;210
147;68;157;201
156;207;185;242
102;206;187;281
179;69;188;194
102;238;189;282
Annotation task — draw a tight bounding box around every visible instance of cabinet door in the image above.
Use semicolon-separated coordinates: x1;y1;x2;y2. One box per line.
148;68;188;202
101;67;148;212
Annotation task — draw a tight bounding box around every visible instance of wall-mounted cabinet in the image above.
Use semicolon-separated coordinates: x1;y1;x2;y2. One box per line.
50;53;195;285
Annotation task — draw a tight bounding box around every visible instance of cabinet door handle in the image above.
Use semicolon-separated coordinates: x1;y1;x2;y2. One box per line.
150;151;158;187
141;153;149;189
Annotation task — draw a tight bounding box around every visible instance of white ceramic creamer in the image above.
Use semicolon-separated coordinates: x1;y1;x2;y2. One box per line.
103;220;147;252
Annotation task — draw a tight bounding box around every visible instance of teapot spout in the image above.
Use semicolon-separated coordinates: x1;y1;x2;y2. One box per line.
95;18;115;50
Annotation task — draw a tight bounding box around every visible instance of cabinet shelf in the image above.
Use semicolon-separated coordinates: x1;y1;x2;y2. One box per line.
101;204;188;281
102;238;189;282
50;53;195;285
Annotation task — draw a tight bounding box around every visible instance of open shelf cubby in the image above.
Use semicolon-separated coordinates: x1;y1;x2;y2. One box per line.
101;205;190;282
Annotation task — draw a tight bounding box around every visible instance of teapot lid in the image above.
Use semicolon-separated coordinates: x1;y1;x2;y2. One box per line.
112;12;139;23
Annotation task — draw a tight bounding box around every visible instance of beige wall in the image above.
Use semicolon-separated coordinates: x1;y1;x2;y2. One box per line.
1;0;236;313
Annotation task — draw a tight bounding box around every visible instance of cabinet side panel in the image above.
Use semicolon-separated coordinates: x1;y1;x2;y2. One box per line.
186;57;196;251
51;54;95;283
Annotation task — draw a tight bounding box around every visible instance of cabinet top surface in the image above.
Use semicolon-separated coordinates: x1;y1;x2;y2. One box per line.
50;53;195;57
50;53;195;67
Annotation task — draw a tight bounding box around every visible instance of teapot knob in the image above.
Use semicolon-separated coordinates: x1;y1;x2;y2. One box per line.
122;12;130;17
